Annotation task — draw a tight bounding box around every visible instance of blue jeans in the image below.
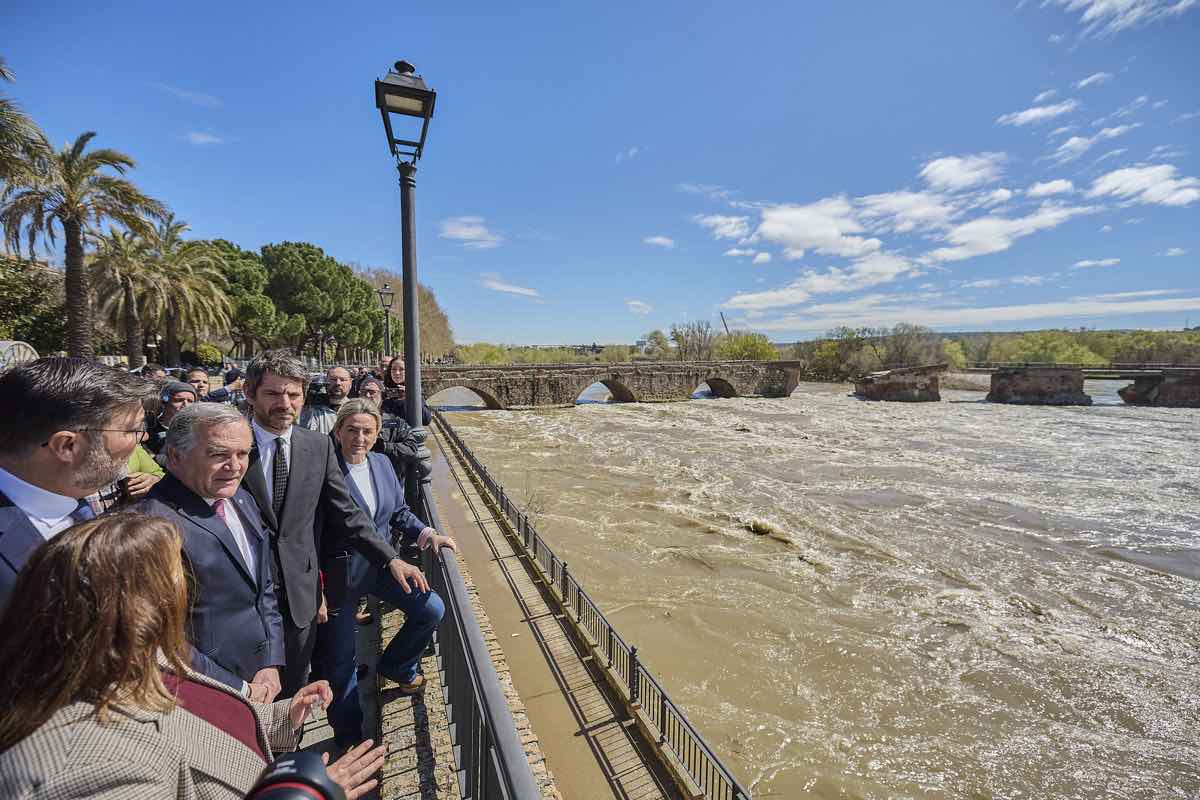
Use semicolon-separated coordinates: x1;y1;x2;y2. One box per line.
313;553;445;745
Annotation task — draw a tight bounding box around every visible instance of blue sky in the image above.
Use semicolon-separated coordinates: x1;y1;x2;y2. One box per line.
4;1;1198;343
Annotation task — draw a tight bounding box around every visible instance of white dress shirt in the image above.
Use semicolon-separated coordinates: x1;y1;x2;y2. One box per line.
250;418;294;509
0;465;81;540
346;459;377;518
209;496;256;579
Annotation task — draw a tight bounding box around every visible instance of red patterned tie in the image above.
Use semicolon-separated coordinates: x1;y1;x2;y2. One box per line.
213;499;226;520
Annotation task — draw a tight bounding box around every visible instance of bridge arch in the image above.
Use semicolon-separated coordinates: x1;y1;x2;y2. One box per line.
426;383;505;410
696;376;739;398
574;377;638;405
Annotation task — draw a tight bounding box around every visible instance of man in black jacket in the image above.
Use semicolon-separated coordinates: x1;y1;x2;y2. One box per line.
358;377;427;488
241;350;427;696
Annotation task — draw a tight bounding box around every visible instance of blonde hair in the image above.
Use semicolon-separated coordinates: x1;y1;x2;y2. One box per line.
333;398;382;434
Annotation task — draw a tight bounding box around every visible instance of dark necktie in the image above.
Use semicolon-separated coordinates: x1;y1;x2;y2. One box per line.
70;499;96;524
272;437;289;518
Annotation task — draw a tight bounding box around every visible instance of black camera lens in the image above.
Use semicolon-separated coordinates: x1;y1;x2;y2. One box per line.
245;751;345;800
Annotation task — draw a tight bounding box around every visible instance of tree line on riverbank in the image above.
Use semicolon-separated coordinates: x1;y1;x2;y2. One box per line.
789;325;1200;381
0;56;453;365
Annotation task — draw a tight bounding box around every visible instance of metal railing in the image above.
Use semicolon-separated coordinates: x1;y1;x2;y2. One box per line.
966;361;1199;370
432;409;752;800
414;480;542;800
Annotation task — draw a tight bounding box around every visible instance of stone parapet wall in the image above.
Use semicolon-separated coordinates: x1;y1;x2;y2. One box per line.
987;367;1092;406
421;360;803;409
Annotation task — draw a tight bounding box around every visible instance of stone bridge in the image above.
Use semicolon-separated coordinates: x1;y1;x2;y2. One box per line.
420;360;804;409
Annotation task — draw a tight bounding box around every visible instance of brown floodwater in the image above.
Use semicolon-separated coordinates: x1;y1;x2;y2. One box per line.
436;381;1200;799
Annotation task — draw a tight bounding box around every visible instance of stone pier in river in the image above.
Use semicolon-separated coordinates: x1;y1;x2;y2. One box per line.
853;364;944;401
987;367;1092;405
1118;370;1200;407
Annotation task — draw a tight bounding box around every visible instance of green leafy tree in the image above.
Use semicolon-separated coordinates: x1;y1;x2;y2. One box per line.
454;342;509;365
0;256;65;354
205;239;280;358
715;332;778;361
642;329;671;360
941;339;967;369
1;131;165;358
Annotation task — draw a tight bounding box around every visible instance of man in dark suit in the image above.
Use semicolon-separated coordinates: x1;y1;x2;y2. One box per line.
0;358;153;610
242;350;425;696
133;402;285;700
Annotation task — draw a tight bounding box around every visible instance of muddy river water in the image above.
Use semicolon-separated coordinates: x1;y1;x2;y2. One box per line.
437;381;1199;799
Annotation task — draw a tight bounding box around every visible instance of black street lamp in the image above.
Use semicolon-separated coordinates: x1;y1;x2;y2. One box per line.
377;283;395;355
376;60;436;493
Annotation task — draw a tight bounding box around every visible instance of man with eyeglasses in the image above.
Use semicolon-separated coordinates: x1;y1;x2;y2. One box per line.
0;358;155;610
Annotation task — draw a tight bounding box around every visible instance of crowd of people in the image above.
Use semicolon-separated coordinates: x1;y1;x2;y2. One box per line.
0;349;456;799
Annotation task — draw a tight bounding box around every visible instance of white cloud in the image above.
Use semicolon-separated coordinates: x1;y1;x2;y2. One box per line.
1034;89;1059;103
1027;179;1074;197
626;299;653;315
479;272;540;298
738;291;1200;333
1149;144;1187;160
1094;95;1150;126
615;146;640;164
980;188;1014;207
440;216;504;249
723;248;757;258
1074;258;1121;268
1049;125;1077;138
926;202;1098;262
1177;111;1200;122
677;183;737;201
184;131;224;145
856;190;959;232
1049;33;1066;42
1076;72;1113;89
1050;123;1139;163
962;273;1054;289
753;197;881;259
1160;247;1188;256
1087;164;1200;206
962;278;1002;289
149;82;223;109
1045;0;1197;37
1100;224;1114;232
997;99;1079;126
1153;99;1170;109
752;252;772;264
919;153;1006;190
722;252;914;311
643;235;675;249
693;214;751;240
1094;147;1127;164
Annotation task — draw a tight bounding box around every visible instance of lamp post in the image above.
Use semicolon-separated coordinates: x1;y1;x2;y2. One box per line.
377;283;395;355
376;60;436;495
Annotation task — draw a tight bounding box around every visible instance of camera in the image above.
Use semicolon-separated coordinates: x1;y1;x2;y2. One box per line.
245;751;344;800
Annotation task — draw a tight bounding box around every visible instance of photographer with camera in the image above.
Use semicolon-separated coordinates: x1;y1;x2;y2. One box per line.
0;513;385;800
300;367;353;435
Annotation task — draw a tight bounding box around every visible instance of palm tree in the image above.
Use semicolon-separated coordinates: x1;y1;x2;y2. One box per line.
148;214;231;364
0;131;164;358
90;228;167;369
0;57;48;188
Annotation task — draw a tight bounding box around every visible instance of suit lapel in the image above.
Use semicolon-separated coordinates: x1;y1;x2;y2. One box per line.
244;440;276;532
339;453;370;518
159;475;257;588
0;492;44;578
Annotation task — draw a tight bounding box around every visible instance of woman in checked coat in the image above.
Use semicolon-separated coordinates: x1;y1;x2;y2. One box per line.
0;513;384;800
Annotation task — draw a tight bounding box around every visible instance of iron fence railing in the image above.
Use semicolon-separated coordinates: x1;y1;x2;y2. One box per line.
432;409;752;800
415;480;542;800
966;361;1199;370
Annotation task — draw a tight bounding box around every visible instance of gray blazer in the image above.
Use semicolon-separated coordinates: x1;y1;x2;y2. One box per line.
0;665;299;800
242;425;396;628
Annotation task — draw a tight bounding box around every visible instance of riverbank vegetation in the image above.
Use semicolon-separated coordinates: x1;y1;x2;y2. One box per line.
789;325;1200;381
0;56;452;365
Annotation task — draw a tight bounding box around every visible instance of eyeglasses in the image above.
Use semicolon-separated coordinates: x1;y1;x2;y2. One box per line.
40;427;149;448
79;427;150;441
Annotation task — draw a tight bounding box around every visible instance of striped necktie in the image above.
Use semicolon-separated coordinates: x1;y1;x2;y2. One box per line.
272;437;289;518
